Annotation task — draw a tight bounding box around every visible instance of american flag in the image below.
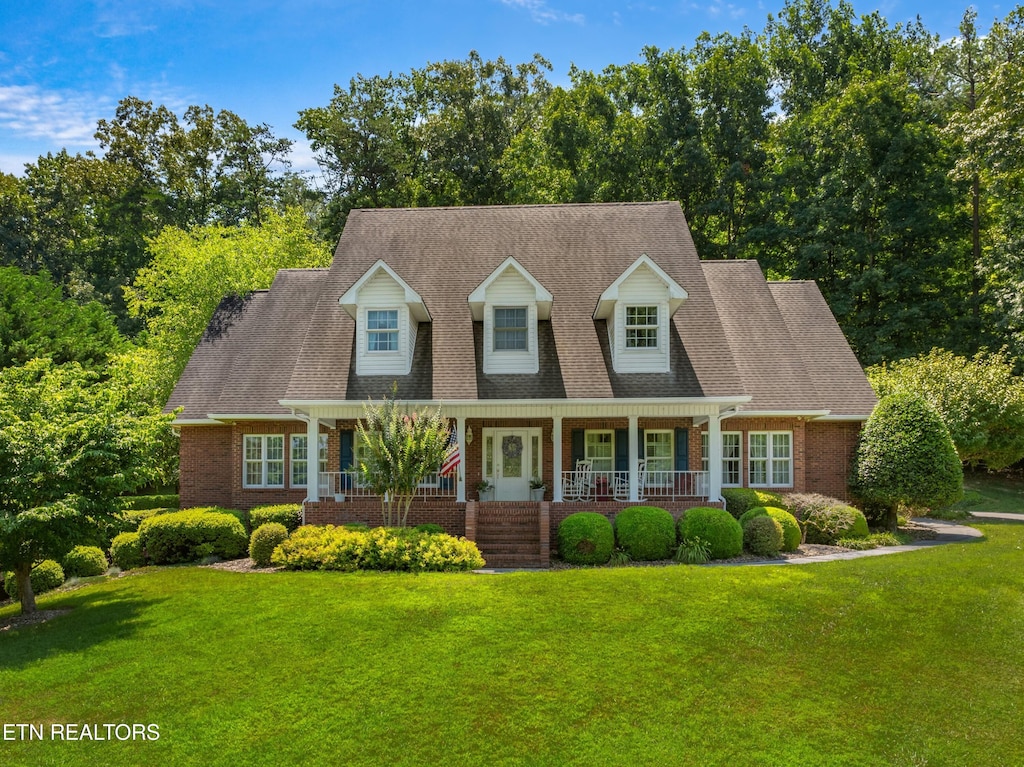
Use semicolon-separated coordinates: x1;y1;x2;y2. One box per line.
440;428;460;477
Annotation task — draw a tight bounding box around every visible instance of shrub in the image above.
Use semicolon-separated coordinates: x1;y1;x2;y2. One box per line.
739;507;801;552
675;537;712;564
118;494;180;511
677;507;743;559
744;515;783;557
110;532;144;570
804;504;870;545
113;509;159;534
613;506;677;561
271;526;484;572
249;523;289;566
784;493;840;523
557;512;614;565
63;545;109;578
414;523;445;535
722;488;760;519
4;560;65;598
250;504;303;533
138;510;248;564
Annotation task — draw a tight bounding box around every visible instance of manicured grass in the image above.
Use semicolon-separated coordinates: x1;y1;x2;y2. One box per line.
3;524;1024;766
943;470;1024;515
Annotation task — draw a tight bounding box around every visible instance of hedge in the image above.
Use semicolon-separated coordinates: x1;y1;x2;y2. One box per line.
613;506;677;561
677;507;743;559
137;510;248;564
250;504;303;533
557;512;614;565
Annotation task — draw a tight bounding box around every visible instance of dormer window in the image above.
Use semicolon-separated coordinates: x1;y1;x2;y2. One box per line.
367;310;399;352
625;306;659;349
494;307;528;351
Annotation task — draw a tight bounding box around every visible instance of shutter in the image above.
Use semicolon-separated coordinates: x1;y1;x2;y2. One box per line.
614;429;629;472
339;430;354;491
571;429;585;466
674;428;689;471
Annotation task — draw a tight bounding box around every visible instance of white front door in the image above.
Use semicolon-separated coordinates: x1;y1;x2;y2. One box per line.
493;430;530;501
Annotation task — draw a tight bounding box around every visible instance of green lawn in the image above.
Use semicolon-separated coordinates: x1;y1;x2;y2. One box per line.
3;523;1024;766
947;471;1024;515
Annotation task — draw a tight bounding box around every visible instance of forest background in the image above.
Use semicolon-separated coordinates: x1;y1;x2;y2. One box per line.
2;0;1023;484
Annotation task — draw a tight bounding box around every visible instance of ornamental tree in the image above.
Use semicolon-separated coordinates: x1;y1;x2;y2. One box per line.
0;359;174;614
851;393;963;532
355;388;452;527
867;348;1024;470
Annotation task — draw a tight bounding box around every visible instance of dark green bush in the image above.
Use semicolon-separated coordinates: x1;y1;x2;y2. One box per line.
113;508;159;534
4;560;65;598
414;523;445;535
613;506;677;561
63;545;109;577
557;512;614;565
739;506;801;552
804;504;870;545
119;494;180;511
249;523;289;566
271;526;484;572
250;504;302;533
138;510;248;564
744;515;783;557
110;532;144;570
677;507;743;559
722;488;760;519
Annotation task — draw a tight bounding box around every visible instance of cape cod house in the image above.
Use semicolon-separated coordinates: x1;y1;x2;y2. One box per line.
167;202;877;566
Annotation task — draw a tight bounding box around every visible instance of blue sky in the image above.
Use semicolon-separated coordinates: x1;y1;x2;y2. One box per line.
0;0;1011;177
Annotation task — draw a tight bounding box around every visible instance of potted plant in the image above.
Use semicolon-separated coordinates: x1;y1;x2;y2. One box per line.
529;477;546;501
477;479;494;502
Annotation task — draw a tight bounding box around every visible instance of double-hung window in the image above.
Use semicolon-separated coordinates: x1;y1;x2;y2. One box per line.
748;432;792;487
722;432;742;486
645;430;673;485
366;309;399;352
584;430;614;473
290;434;328;488
244;435;285;488
625;306;659;348
493;307;528;351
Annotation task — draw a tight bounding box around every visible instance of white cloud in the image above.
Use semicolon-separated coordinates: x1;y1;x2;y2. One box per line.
500;0;585;25
0;85;109;145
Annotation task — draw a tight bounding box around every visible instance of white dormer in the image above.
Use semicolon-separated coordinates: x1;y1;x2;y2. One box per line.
593;254;688;374
339;260;430;376
469;257;553;374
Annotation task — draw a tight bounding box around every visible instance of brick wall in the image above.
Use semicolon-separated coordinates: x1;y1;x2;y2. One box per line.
804;421;863;500
179;425;232;509
304;497;467;536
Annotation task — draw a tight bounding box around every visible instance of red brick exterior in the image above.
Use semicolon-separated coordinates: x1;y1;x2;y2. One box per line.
804;421;863;501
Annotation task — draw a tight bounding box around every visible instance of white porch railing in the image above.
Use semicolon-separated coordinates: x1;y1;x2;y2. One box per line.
317;471;456;500
559;469;709;502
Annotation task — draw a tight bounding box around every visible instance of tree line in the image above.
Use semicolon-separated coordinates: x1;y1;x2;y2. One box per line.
2;1;1023;370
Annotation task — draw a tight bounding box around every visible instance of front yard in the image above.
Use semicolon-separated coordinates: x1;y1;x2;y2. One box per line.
2;521;1023;766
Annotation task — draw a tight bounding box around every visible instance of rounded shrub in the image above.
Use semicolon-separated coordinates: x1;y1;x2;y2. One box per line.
744;515;784;557
110;532;144;570
249;522;289;566
722;488;760;519
250;504;303;533
613;506;676;561
138;510;248;564
677;507;743;560
414;523;445;535
804;504;870;544
63;545;109;578
739;507;801;552
5;560;66;598
557;512;614;565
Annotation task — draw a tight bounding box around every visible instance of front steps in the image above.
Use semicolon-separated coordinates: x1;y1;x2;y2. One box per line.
472;503;548;568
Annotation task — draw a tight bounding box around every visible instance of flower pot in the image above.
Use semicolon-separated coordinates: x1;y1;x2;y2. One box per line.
530;488;545;501
479;489;494;502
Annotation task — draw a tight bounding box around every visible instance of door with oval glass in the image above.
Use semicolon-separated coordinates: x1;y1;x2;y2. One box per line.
487;428;541;501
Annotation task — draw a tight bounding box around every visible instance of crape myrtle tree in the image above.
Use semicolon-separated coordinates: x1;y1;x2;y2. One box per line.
355;388;452;528
851;392;963;532
0;359;174;614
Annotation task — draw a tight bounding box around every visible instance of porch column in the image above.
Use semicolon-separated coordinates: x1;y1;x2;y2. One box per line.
707;413;723;503
306;410;320;502
628;415;640;502
552;416;563;503
456;417;466;503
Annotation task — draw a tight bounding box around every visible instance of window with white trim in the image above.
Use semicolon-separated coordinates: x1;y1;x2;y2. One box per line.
493;306;528;351
244;435;284;488
722;432;742;486
625;305;659;348
701;432;709;473
748;432;792;487
584;430;614;473
645;430;673;485
366;309;399;352
290;434;328;488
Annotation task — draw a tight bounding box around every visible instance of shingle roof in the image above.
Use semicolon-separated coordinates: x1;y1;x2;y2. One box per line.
168;202;875;419
286;201;743;402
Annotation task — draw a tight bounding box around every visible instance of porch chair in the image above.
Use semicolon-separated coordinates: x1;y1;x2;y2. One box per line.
612;460;647;502
563;459;594;502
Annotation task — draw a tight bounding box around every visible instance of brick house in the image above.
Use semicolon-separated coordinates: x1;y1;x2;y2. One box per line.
167;202;877;565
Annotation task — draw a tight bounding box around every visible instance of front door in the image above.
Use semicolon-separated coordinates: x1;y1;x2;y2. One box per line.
493;430;530;501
